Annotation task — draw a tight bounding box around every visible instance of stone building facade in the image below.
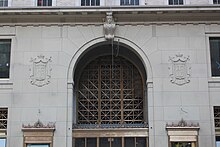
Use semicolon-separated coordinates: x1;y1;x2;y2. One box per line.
0;0;220;147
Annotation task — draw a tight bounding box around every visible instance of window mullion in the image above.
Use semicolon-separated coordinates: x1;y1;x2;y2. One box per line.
98;64;101;125
120;63;124;124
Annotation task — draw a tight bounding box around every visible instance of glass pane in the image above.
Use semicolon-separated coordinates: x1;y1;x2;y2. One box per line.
171;142;192;147
27;144;50;147
216;136;220;147
91;0;95;5
125;137;135;147
81;0;85;6
112;138;121;147
0;138;6;147
0;39;11;78
48;0;52;6
210;38;220;76
100;138;110;147
75;138;85;147
136;137;146;147
179;0;183;4
169;0;174;5
87;138;96;147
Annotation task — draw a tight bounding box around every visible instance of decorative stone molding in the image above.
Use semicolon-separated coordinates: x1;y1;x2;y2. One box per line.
166;119;199;128
166;119;199;142
22;120;55;146
103;12;116;40
73;122;148;129
22;120;55;129
30;55;52;87
169;54;191;85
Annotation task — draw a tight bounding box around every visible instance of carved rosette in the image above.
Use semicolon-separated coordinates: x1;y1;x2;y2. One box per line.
169;54;191;85
103;12;116;40
30;55;52;87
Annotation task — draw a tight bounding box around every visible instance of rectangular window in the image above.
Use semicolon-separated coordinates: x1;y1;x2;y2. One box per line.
0;108;8;147
81;0;100;6
0;0;8;7
213;0;220;4
37;0;52;6
27;144;50;147
0;39;11;79
169;0;183;5
120;0;139;5
0;138;6;147
210;38;220;77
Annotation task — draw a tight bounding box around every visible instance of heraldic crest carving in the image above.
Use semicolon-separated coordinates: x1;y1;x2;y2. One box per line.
30;55;52;87
103;12;116;40
169;54;191;85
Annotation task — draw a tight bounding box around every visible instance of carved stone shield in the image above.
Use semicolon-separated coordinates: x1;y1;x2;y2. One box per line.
169;54;191;85
30;55;52;87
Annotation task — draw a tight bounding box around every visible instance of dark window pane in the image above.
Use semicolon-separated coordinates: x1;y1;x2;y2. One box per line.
75;138;85;147
81;0;85;6
91;0;95;6
112;138;121;147
96;0;100;6
125;137;135;147
179;0;183;4
86;0;90;6
213;0;217;4
0;39;11;78
135;0;139;5
38;0;52;6
210;38;220;76
136;138;146;147
0;0;8;7
217;136;220;147
48;0;52;6
169;0;173;5
100;138;110;147
87;138;96;147
174;0;178;5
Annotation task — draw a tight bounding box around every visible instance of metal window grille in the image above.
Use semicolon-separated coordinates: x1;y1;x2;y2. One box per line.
213;0;220;4
214;106;220;127
0;108;8;129
77;56;144;125
0;0;8;7
169;0;183;5
120;0;139;5
37;0;52;6
81;0;100;6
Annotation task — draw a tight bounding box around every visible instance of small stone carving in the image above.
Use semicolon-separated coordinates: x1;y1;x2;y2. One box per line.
30;55;52;87
169;54;191;85
103;12;116;40
22;119;55;128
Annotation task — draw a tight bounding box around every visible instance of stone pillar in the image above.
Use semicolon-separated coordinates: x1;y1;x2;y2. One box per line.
67;82;74;147
147;81;155;147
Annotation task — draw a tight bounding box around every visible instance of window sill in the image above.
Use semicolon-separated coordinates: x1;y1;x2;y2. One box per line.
0;79;13;89
208;78;220;88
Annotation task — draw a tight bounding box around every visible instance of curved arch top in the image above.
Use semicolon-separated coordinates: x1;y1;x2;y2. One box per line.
67;37;153;85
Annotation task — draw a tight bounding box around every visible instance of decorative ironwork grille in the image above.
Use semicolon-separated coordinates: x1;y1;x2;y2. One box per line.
214;106;220;127
0;108;8;129
77;56;144;125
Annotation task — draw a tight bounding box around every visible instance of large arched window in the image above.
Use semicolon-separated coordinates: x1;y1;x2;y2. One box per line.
77;55;144;126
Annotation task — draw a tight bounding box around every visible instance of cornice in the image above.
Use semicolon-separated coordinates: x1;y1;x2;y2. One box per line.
0;6;219;23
